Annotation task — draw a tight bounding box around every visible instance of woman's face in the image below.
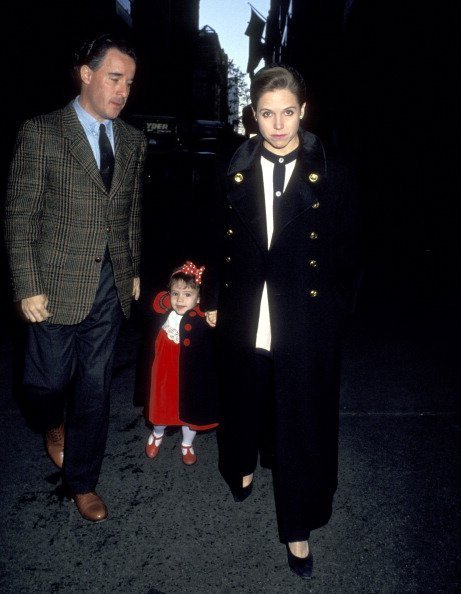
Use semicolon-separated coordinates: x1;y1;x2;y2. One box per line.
254;88;306;155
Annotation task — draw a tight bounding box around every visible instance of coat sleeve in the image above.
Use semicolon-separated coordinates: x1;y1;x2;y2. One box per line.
4;118;47;301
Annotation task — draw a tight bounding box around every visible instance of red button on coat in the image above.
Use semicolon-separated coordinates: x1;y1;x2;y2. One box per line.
183;338;190;347
184;323;192;331
189;310;197;317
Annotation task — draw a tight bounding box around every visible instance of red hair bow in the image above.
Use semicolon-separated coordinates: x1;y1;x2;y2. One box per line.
173;261;205;285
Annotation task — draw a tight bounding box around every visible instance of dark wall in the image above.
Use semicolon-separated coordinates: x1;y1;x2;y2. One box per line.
131;0;200;119
283;0;460;304
340;1;460;303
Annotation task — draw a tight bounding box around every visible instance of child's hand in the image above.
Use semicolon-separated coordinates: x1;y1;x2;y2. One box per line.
205;310;217;327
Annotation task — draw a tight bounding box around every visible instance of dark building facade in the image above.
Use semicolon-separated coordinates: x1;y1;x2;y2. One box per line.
130;0;199;120
120;1;229;123
194;26;229;122
263;0;344;141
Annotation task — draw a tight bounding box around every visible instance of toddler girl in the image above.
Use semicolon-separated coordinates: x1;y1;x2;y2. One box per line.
145;261;218;465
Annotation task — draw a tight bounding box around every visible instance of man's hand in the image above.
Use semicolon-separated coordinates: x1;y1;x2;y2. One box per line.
205;310;217;328
132;277;140;301
19;294;52;323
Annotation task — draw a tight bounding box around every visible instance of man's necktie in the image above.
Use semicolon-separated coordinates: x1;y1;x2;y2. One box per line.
99;123;114;192
261;145;298;228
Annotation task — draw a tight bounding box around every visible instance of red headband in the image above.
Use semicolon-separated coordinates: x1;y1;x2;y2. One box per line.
173;261;205;285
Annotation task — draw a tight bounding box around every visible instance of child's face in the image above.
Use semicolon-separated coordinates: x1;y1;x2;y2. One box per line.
169;280;200;315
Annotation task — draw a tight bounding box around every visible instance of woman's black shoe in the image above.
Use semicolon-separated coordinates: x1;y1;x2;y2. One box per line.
286;544;313;580
230;480;253;502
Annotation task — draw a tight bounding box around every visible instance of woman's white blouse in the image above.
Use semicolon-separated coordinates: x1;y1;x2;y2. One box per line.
255;155;296;351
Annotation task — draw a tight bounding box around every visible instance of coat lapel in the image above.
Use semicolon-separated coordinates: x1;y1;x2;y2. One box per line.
226;132;327;251
111;119;136;196
227;165;268;251
227;136;268;251
62;105;107;193
270;135;327;247
270;161;323;246
62;105;135;196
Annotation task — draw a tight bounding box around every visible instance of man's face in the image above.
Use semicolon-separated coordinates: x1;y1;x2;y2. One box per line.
79;48;136;121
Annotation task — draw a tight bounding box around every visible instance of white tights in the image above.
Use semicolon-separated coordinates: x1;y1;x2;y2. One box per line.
153;425;197;447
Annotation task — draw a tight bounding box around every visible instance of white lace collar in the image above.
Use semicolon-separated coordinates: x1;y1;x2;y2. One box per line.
162;310;183;344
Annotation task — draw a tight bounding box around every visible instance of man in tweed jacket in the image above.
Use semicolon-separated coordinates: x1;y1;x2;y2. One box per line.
4;34;147;522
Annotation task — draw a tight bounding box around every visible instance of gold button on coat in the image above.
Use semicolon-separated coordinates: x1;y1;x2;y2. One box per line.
312;201;320;209
308;173;319;183
225;256;232;263
227;228;234;236
234;173;244;183
309;259;318;267
309;290;318;297
309;231;318;240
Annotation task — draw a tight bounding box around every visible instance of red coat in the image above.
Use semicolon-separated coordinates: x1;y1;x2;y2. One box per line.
147;292;219;429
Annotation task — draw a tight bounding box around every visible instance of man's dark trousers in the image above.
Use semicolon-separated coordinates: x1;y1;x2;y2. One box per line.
23;251;123;493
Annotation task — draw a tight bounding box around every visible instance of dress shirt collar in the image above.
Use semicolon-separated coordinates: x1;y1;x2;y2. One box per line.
260;144;298;165
72;96;114;140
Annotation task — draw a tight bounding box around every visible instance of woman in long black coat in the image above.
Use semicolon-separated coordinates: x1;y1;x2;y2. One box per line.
204;65;361;579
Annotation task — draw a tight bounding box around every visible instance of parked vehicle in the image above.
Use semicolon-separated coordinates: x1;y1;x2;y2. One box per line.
126;114;183;153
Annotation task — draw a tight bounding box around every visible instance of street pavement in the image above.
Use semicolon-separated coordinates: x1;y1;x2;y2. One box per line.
0;274;460;593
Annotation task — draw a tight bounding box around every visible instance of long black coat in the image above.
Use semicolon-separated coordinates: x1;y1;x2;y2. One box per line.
207;131;361;539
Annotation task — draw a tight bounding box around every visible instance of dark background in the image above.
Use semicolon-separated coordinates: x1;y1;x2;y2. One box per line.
1;0;460;311
0;2;459;592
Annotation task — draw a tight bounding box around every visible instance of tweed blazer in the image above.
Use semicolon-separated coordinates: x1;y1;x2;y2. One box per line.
5;103;147;324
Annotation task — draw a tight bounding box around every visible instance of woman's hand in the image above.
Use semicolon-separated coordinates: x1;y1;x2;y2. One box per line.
205;310;217;328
